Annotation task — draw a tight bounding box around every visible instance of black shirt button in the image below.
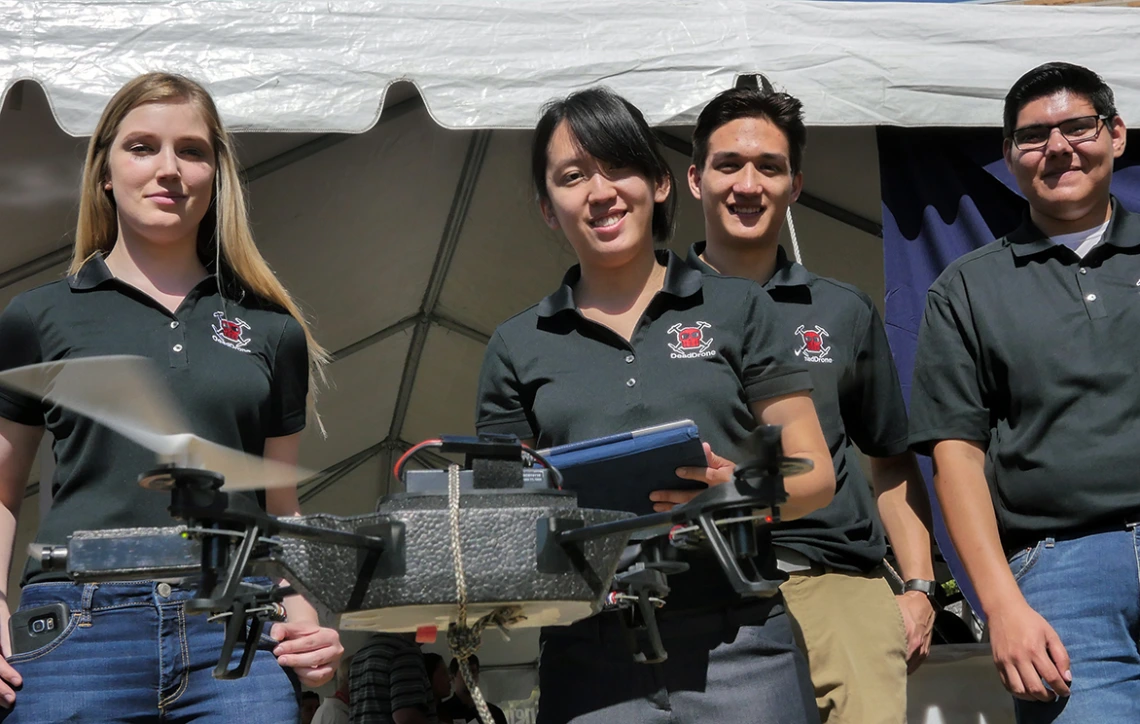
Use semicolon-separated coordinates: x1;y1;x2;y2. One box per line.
1079;268;1087;275
1086;293;1097;302
625;355;635;364
173;344;184;352
626;378;636;387
170;321;180;329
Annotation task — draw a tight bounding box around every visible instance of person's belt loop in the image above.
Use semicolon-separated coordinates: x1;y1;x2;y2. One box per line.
78;583;99;626
1044;537;1056;549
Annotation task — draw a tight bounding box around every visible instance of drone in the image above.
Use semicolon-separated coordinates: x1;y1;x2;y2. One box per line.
0;356;811;678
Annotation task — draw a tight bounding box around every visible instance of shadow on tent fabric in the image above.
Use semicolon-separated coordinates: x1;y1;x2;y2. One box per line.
877;126;1140;620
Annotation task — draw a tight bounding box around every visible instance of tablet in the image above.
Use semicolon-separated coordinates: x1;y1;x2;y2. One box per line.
540;420;708;515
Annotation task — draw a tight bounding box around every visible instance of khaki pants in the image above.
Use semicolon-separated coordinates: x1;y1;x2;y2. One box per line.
780;567;908;724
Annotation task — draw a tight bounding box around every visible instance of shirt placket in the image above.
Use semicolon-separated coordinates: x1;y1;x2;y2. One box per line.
620;345;642;403
167;316;188;368
1075;263;1106;320
574;313;644;406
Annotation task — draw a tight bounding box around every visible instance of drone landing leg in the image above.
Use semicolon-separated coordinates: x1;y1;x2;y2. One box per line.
191;522;263;612
212;590;287;680
697;509;786;597
621;588;668;665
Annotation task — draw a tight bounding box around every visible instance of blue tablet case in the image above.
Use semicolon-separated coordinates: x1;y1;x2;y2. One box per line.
540;420;708;515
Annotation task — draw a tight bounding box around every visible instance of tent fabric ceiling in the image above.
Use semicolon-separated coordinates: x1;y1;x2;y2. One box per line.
3;0;1139;134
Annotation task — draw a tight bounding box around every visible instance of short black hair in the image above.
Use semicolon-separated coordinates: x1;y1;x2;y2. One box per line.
449;654;480;676
1003;62;1116;138
692;88;807;175
531;86;676;243
424;652;446;678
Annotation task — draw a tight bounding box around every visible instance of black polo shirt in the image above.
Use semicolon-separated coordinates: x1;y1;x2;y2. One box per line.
0;254;308;584
476;249;812;608
910;198;1140;550
688;243;910;572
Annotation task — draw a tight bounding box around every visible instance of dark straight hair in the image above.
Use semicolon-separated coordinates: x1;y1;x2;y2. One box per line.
691;87;807;175
531;87;676;243
1003;62;1117;138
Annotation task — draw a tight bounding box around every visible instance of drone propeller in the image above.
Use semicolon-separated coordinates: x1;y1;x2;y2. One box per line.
0;356;312;490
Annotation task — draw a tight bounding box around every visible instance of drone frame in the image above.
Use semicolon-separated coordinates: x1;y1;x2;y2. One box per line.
35;429;809;675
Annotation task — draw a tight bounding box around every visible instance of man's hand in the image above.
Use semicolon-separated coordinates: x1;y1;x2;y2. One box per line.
987;600;1071;701
896;591;935;673
270;621;344;688
649;443;734;512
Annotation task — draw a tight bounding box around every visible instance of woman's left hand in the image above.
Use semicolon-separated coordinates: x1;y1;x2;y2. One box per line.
650;442;735;512
270;621;344;687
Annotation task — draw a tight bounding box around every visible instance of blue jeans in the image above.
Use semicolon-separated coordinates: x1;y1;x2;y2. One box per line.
1;580;299;724
1007;529;1140;723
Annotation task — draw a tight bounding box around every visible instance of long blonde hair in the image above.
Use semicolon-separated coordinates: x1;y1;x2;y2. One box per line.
72;72;329;430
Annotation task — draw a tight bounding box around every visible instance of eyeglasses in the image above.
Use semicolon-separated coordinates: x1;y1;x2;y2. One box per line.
1010;114;1109;152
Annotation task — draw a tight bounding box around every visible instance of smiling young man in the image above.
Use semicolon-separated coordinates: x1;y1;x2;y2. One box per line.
685;87;936;724
909;63;1136;723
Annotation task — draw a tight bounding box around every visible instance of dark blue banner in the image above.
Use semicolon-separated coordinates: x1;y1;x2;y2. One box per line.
878;127;1140;614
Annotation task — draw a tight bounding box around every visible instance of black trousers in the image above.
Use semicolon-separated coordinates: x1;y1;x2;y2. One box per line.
536;594;819;724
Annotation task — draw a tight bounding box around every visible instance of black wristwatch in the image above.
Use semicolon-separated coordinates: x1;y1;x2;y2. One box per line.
902;579;938;601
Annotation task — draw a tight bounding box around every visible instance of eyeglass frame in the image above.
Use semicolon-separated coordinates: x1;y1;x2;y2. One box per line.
1009;114;1112;152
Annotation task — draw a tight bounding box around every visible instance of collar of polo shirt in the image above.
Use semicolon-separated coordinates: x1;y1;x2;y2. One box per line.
536;249;703;318
1009;196;1140;258
67;253;118;290
686;241;813;291
68;251;245;301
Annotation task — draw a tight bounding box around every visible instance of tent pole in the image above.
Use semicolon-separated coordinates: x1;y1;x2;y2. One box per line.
330;313;421;362
385;130;493;443
434;313;490;346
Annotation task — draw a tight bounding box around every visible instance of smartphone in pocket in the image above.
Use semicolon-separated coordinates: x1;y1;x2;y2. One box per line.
9;602;69;656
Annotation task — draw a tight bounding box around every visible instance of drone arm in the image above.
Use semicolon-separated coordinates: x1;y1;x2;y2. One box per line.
749;393;834;520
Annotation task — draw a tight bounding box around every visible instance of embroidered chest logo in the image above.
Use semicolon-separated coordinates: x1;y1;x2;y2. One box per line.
668;321;717;359
212;311;253;353
794;324;833;364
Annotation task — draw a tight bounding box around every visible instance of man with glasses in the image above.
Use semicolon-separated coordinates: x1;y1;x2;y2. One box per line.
909;62;1134;723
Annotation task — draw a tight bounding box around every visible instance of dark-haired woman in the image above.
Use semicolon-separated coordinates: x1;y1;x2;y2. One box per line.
475;87;834;723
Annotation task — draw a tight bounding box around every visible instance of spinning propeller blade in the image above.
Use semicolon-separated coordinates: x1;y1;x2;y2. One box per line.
0;356;311;490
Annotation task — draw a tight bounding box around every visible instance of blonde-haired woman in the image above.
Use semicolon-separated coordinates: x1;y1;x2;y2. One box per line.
0;72;341;722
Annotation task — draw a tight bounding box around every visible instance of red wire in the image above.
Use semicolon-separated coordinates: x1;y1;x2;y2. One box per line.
392;439;443;481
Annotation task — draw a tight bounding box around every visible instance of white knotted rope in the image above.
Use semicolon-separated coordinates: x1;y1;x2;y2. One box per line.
446;463;524;724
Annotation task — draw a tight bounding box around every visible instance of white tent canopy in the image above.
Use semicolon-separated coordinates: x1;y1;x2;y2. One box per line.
4;0;1140;134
